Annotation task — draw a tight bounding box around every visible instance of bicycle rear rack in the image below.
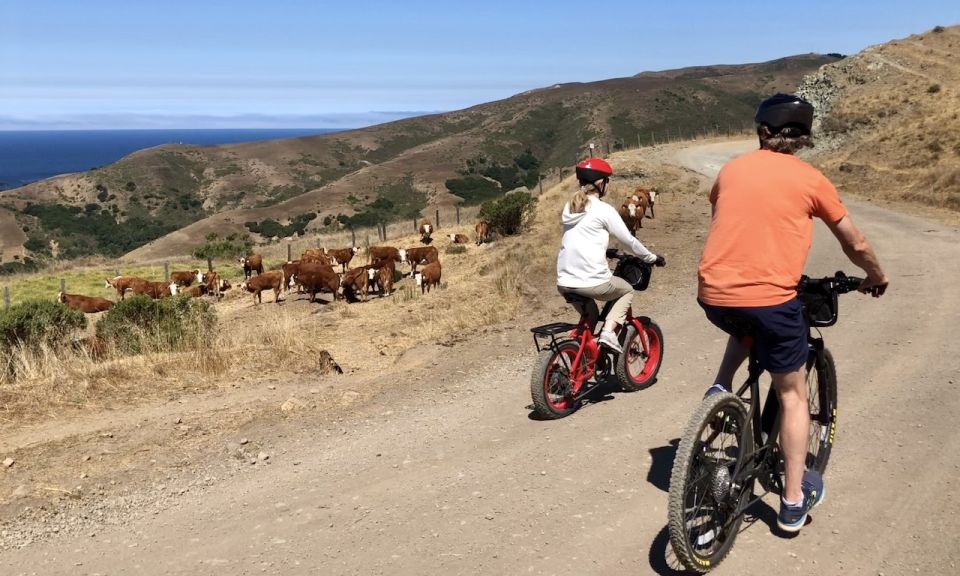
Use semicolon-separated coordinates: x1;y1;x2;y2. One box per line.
530;322;577;353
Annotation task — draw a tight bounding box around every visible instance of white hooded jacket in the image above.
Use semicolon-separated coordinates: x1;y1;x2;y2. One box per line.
557;196;657;288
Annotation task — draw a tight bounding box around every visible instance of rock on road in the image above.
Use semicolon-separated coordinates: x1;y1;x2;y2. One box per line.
5;140;960;575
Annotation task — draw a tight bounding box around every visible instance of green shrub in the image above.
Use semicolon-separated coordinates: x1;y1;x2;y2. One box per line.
927;84;941;94
445;176;501;205
0;299;86;351
193;232;254;260
479;191;537;236
445;244;467;255
95;295;216;355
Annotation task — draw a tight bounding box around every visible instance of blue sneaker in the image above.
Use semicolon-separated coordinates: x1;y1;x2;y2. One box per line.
703;383;729;399
777;470;825;533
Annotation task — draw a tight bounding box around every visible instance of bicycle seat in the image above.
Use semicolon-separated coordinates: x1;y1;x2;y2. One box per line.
562;292;592;306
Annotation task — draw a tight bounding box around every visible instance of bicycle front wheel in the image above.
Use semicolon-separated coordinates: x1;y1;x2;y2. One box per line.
806;347;838;474
668;392;752;573
615;321;664;392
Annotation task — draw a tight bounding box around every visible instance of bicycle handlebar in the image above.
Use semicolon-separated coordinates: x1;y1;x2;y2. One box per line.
605;248;665;267
798;271;864;296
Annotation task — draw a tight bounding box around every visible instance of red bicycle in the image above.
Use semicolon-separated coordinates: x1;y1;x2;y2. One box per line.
529;250;665;419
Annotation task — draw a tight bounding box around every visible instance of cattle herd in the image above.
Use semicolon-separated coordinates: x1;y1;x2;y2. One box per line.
618;187;656;234
53;219;492;315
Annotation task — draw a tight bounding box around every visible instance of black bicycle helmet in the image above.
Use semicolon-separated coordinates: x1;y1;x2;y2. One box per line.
755;93;814;135
575;158;613;185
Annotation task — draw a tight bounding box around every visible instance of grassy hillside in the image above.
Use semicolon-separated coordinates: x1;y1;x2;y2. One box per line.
800;25;960;210
0;54;837;263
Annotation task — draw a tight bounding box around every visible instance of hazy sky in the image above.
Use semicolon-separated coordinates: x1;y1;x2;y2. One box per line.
1;0;957;129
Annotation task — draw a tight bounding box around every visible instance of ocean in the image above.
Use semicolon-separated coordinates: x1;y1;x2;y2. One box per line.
0;128;339;191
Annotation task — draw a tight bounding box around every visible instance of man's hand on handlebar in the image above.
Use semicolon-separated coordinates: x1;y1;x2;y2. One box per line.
859;275;888;298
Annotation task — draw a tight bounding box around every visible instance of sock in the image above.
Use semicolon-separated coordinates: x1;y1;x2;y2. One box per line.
782;496;802;508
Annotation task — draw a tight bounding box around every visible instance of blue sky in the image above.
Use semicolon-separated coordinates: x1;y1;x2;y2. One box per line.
1;0;957;129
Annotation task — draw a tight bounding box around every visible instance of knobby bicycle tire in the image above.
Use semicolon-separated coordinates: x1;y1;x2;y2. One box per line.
668;392;752;573
806;347;838;474
615;321;664;392
530;339;581;419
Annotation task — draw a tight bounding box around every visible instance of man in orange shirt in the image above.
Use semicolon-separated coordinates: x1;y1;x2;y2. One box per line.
698;94;888;532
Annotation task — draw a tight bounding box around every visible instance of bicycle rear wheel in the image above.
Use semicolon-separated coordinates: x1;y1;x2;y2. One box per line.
668;392;752;573
805;347;838;474
530;339;582;419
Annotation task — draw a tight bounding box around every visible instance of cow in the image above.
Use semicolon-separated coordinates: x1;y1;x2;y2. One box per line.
238;254;264;279
325;246;358;273
341;266;371;302
619;190;649;234
367;257;396;297
239;270;285;304
630;188;651;229
202;270;229;299
419;219;434;244
58;292;113;313
288;262;339;303
301;248;331;265
170;269;204;287
448;233;470;244
647;189;657;219
475;220;489;245
179;285;207;298
414;261;442;294
282;260;302;292
402;245;439;277
104;276;151;300
367;245;403;265
134;280;178;299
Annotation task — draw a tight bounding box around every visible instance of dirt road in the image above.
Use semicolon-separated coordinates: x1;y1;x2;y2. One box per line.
4;140;960;575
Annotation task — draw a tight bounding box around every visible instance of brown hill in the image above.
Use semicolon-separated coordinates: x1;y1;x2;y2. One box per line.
0;54;836;263
800;25;960;210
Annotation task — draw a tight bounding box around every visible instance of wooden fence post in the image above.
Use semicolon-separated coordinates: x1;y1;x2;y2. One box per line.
163;262;169;282
287;243;292;262
351;228;356;247
207;257;213;272
413;218;418;232
435;209;440;229
456;205;460;225
3;287;8;310
60;278;66;293
115;268;120;278
538;175;544;196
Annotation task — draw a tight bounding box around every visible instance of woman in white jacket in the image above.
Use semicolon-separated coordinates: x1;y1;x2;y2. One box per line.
557;158;664;353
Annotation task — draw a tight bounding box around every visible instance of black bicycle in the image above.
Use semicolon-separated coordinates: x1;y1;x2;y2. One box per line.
667;271;862;572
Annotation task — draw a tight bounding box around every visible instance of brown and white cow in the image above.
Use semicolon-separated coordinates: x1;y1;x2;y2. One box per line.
301;248;331;265
179;285;207;298
368;257;396;297
341;266;371;302
475;220;489;245
238;254;264;279
135;280;178;299
414;261;442;294
170;269;204;287
619;189;650;234
239;270;285;304
288;262;339;303
402;245;439;277
419;219;434;244
448;233;470;244
282;260;301;292
367;245;403;265
104;276;150;300
325;246;358;273
202;270;229;299
58;292;114;313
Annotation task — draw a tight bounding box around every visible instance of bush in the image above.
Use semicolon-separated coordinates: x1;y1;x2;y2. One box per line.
445;176;501;205
445;244;467;255
479;191;537;236
928;84;941;94
193;232;254;260
95;295;216;355
0;300;86;351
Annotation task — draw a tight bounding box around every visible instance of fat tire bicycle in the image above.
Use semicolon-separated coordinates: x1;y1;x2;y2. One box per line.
529;250;665;420
667;271;862;572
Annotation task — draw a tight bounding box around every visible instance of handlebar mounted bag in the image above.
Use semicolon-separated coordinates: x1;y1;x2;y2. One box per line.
615;258;652;291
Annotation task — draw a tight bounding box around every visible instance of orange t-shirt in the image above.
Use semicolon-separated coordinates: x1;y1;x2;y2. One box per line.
698;149;848;307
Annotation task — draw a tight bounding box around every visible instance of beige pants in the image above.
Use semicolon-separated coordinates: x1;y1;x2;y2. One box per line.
558;277;633;333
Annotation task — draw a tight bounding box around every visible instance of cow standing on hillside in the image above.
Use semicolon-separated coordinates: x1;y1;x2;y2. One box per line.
58;292;114;313
238;254;264;279
105;276;150;300
240;270;285;304
419;220;434;244
414;261;442;294
289;262;340;303
402;245;439;277
170;269;203;287
647;189;657;219
341;266;371;302
367;245;403;265
325;246;358;273
475;220;489;245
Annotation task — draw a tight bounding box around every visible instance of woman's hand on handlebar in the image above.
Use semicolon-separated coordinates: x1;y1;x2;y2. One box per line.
654;255;666;267
858;275;888;297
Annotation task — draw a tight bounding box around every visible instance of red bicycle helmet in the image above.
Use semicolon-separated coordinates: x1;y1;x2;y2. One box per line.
576;158;613;185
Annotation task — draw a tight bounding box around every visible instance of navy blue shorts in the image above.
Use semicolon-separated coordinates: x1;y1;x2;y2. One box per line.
699;298;808;374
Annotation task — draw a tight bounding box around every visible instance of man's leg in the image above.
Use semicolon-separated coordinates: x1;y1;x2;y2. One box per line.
713;335;750;390
772;366;808;504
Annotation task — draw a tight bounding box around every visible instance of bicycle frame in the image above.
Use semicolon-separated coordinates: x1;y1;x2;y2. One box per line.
530;301;654;399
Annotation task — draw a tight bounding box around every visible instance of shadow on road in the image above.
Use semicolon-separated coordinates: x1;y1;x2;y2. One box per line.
647;439;680;492
647;524;698;576
526;375;621;421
